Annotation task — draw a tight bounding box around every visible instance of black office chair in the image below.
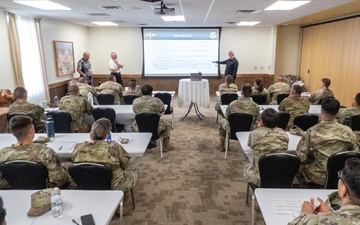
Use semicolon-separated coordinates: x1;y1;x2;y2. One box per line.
277;93;289;104
0;160;48;189
97;94;114;105
92;107;124;132
246;153;300;225
293;114;319;131
277;112;290;130
46;111;72;133
217;93;238;123
135;113;163;158
154;92;174;128
6;112;30;122
123;95;139;105
225;113;253;159
350;115;360;131
325;151;360;189
251;95;267;105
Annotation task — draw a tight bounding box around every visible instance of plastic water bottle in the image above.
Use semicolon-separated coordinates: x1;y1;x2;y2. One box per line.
87;92;93;105
54;96;59;107
42;98;48;109
106;132;112;141
136;85;140;91
46;115;55;138
51;187;62;217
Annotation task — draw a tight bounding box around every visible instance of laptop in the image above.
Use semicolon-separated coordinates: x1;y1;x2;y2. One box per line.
190;73;202;81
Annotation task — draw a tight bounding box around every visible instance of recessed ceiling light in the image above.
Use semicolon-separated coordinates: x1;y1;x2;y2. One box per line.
161;15;185;22
265;1;310;11
91;21;118;26
237;21;260;26
14;0;71;10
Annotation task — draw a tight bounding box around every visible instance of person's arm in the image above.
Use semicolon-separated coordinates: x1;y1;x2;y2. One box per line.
278;99;286;111
109;60;123;72
296;131;311;164
214;59;227;64
43;148;69;187
114;144;130;170
77;60;86;77
232;59;239;77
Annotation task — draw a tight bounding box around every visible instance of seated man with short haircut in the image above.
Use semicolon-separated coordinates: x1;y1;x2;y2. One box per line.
99;75;125;105
336;92;360;124
296;97;360;187
0;116;69;188
9;87;45;133
123;79;142;97
268;75;291;105
289;157;360;224
244;108;289;186
309;78;334;105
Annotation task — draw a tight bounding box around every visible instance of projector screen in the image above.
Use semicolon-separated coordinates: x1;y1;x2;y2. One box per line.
142;28;221;77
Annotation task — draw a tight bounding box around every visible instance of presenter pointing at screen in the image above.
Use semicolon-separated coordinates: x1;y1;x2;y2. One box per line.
213;50;239;81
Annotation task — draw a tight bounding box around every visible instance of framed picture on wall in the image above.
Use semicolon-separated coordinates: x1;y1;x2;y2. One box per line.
53;40;75;76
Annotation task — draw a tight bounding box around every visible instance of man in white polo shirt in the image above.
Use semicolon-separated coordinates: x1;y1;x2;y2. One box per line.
108;52;123;86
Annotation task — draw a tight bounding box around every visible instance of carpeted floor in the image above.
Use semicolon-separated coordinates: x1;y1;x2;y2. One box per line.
110;97;266;225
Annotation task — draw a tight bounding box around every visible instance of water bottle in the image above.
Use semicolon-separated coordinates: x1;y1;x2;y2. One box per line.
51;187;62;217
54;96;59;107
106;132;112;141
136;85;140;91
46;115;55;138
87;92;93;105
42;98;48;109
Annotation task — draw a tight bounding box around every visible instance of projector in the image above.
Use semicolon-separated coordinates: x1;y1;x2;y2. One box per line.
154;7;175;15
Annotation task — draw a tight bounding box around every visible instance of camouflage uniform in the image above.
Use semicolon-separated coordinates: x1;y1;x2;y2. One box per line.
296;120;360;186
78;83;97;99
336;106;360;124
132;95;171;139
309;89;334;105
244;126;289;186
219;97;260;139
123;89;142;97
72;140;138;193
279;96;310;130
0;143;69;188
251;87;271;104
99;81;124;105
268;82;291;105
9;100;46;133
59;95;93;133
215;83;238;111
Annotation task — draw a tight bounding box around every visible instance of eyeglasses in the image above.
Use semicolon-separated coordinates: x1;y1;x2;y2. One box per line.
337;170;351;196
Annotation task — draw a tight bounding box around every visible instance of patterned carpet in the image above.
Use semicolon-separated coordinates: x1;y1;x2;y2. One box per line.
110;97;266;225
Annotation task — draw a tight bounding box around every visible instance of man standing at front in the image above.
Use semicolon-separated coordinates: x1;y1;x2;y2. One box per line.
77;52;93;86
213;50;239;82
109;52;124;86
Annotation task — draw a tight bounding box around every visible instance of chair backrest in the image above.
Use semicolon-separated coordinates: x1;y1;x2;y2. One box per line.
220;93;238;105
228;113;253;140
293;114;319;131
7;112;32;122
92;107;117;132
277;93;289;104
97;94;114;105
46;111;72;133
277;112;290;130
123;95;139;105
258;153;300;188
68;163;112;190
350;115;360;131
154;93;173;114
325;151;360;189
250;95;267;105
135;113;160;140
0;160;48;189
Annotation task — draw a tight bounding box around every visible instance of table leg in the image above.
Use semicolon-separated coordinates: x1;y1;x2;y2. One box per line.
120;200;123;225
181;101;204;121
181;101;194;121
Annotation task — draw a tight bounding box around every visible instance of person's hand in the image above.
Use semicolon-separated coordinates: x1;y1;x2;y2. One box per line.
301;198;315;214
315;197;330;213
257;121;263;128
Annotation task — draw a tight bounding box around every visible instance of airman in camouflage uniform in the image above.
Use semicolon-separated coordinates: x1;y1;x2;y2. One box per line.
288;158;360;225
78;77;98;99
252;78;271;104
9;87;45;133
0;115;69;188
72;118;138;193
99;75;124;105
268;75;291;105
336;93;360;124
123;79;142;97
279;85;310;130
215;75;238;111
244;108;289;186
59;85;93;133
296;97;360;187
309;78;334;105
218;84;260;151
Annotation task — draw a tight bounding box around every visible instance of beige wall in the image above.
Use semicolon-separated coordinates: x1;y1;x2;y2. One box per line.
0;11;15;90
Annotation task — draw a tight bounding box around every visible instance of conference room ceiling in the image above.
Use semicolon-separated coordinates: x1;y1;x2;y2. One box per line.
1;0;360;27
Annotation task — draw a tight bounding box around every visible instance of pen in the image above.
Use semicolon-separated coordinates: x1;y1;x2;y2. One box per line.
59;146;63;150
72;219;80;225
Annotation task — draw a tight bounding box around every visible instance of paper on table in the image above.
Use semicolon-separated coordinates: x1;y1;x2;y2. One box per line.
117;137;134;145
48;141;76;151
270;198;303;214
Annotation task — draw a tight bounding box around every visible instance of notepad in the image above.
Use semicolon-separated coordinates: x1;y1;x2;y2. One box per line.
48;141;76;151
270;198;303;214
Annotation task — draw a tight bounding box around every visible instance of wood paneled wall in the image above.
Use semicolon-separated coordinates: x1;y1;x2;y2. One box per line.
300;17;360;107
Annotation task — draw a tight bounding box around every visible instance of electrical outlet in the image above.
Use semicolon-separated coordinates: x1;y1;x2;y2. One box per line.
260;66;264;70
254;66;257;70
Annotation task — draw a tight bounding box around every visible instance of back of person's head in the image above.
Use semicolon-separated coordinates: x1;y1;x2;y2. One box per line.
68;85;79;95
90;118;112;141
354;93;360;106
261;108;279;128
342;158;360;203
254;78;264;92
321;78;331;88
9;115;33;141
128;79;137;88
0;197;6;225
291;85;302;95
296;76;302;81
68;79;78;86
321;97;340;116
78;77;87;84
107;75;116;81
241;84;252;97
13;87;27;100
141;85;153;96
225;75;234;84
277;75;284;82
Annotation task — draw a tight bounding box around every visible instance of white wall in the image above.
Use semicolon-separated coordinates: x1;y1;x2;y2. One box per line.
0;11;16;90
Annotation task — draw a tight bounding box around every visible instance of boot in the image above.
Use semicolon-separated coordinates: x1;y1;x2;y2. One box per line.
217;139;225;151
163;138;175;152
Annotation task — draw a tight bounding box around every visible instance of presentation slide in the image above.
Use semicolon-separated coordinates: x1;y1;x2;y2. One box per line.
142;28;220;77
